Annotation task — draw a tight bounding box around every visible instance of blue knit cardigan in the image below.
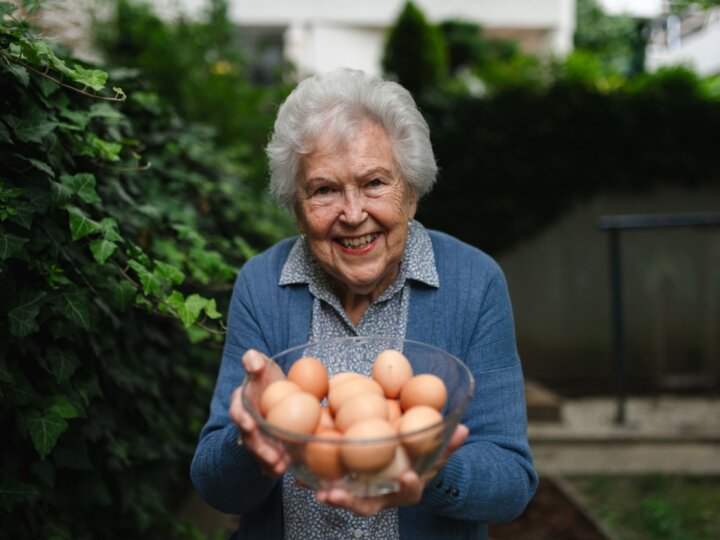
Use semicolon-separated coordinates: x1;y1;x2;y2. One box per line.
191;229;538;539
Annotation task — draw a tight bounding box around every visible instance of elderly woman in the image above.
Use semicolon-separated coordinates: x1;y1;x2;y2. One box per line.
191;68;538;539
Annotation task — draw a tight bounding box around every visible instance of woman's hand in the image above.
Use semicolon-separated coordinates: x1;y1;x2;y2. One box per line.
229;349;291;477
314;423;469;516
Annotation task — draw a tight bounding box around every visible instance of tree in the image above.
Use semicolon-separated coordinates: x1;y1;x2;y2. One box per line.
574;0;647;77
382;1;448;96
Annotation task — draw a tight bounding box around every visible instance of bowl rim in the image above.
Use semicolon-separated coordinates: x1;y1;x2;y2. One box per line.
241;336;476;445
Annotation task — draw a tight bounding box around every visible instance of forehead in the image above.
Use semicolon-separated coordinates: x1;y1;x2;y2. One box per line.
301;122;396;178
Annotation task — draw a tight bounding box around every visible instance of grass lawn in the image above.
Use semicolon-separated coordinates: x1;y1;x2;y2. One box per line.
567;475;720;540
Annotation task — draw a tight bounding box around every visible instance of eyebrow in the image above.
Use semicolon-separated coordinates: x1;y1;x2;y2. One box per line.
357;166;393;179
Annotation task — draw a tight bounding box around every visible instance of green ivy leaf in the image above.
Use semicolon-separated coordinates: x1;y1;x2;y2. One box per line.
128;259;163;296
4;62;30;88
10;109;58;143
54;290;92;330
16;155;55;178
89;102;124;121
7;290;47;337
50;181;73;207
165;291;204;327
8;199;36;229
58;107;92;130
68;65;108;92
204;298;221;319
89;238;117;264
39;348;80;383
0;232;28;260
0;477;40;512
60;173;100;204
98;217;123;242
25;409;68;460
4;364;37;406
66;206;101;241
186;325;211;344
49;394;80;419
83;133;122;162
108;279;136;310
154;260;185;286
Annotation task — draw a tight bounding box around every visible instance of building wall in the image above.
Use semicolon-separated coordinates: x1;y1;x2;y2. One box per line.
497;186;720;395
230;0;575;76
646;14;720;76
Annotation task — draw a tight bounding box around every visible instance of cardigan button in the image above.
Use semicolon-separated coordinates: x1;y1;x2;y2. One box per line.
444;486;453;494
451;488;459;497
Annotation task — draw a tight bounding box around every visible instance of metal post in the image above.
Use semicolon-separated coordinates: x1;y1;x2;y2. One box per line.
608;229;626;424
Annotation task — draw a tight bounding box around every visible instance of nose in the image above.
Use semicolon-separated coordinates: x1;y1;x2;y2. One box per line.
339;187;367;226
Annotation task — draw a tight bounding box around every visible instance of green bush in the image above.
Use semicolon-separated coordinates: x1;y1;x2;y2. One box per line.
416;68;720;254
95;0;292;193
0;5;292;538
382;1;448;96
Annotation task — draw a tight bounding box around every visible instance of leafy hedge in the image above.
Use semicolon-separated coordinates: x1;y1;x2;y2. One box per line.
0;6;292;539
416;69;720;254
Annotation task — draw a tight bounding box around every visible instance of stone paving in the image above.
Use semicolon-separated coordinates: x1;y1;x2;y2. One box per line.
529;395;720;475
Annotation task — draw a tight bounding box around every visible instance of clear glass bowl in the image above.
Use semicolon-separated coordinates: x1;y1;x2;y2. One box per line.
241;336;475;496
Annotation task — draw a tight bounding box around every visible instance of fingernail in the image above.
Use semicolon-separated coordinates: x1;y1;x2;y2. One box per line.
246;352;263;371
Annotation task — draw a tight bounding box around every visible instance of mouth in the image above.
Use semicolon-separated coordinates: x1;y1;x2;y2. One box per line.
336;233;380;250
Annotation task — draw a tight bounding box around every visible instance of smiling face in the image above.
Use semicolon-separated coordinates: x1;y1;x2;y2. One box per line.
296;121;417;307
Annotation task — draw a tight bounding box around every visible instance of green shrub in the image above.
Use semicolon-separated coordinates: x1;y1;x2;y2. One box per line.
95;0;292;193
416;68;720;254
0;5;292;538
382;1;448;96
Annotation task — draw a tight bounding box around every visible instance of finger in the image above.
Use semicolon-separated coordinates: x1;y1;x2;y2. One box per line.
242;349;269;376
229;388;256;431
447;423;469;451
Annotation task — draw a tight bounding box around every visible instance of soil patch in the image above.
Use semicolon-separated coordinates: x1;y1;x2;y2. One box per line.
489;478;610;540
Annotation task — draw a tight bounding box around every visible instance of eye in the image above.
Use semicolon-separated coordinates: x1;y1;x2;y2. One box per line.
313;185;336;197
367;178;384;188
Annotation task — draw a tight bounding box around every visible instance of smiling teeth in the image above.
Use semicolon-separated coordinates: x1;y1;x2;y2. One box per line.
339;233;378;249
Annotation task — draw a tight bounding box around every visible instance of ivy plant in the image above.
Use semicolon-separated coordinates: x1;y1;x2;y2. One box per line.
0;3;293;538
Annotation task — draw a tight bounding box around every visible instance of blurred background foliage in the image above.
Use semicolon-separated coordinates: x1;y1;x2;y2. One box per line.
2;0;719;537
384;1;720;254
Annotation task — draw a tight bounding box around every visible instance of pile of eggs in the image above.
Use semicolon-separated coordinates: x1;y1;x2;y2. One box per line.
258;350;448;480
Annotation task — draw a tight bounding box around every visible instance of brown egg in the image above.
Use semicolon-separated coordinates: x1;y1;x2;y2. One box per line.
363;445;412;482
260;380;302;417
328;372;364;391
287;356;329;401
372;350;413;398
306;429;344;480
335;393;389;432
316;406;335;432
398;405;444;457
340;418;397;472
386;399;402;425
328;376;384;414
265;392;321;435
399;374;447;412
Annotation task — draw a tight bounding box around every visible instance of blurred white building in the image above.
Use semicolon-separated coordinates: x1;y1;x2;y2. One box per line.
224;0;576;78
645;5;720;76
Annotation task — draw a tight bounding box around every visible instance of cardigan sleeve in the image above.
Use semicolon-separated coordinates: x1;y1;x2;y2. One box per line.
190;266;280;515
416;252;538;522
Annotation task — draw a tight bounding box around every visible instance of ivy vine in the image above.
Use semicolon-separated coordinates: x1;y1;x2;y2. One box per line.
0;2;293;538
